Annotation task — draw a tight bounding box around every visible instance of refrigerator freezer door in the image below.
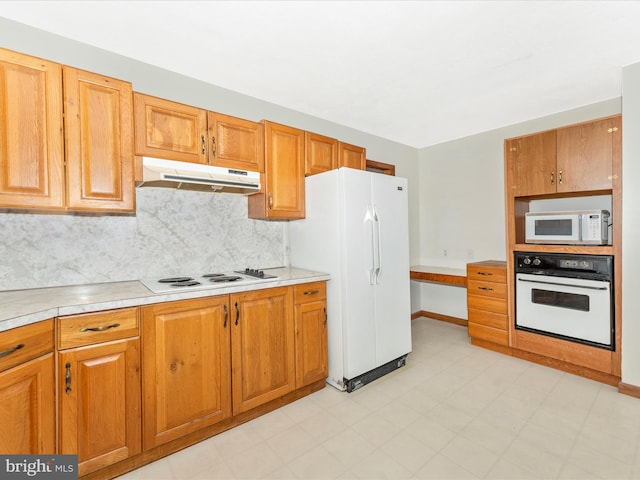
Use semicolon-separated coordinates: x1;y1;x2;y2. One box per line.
340;168;377;379
371;173;412;366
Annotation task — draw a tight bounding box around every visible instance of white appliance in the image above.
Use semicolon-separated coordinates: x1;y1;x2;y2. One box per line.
514;252;614;350
140;156;261;194
289;167;411;391
525;209;609;245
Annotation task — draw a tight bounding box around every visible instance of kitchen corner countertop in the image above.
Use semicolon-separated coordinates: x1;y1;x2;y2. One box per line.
0;267;330;333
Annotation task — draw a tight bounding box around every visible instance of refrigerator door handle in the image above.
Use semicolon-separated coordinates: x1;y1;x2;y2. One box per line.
373;205;382;284
366;205;376;285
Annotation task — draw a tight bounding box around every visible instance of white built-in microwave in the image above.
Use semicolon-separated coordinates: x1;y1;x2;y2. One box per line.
525;210;610;245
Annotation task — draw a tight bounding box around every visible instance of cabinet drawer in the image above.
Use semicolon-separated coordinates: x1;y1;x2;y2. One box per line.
294;282;327;304
468;322;509;346
467;264;506;283
0;319;54;373
467;294;507;315
467;280;507;299
468;309;508;330
58;307;139;349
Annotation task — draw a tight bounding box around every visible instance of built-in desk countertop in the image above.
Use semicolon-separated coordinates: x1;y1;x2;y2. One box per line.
410;265;467;287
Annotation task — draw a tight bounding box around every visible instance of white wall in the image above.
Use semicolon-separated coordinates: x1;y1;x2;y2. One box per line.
415;99;621;318
621;61;640;386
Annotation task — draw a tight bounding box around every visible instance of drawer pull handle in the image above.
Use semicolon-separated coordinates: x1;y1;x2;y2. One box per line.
80;323;120;332
223;304;228;328
0;343;25;358
478;286;494;291
477;272;493;276
235;302;240;326
324;307;327;325
304;290;320;295
65;362;72;394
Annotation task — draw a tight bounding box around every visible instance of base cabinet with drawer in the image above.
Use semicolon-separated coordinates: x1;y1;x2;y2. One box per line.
57;307;141;477
294;282;328;388
0;319;55;454
466;261;509;348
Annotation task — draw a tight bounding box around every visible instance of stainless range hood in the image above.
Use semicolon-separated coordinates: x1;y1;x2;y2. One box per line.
139;157;261;195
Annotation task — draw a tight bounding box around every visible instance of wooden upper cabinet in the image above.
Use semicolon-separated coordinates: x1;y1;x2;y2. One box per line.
134;93;208;164
64;68;135;212
249;121;305;219
305;132;337;176
507;130;557;197
338;141;366;170
0;48;64;209
556;115;619;193
507;115;621;198
134;93;265;172
208;112;264;172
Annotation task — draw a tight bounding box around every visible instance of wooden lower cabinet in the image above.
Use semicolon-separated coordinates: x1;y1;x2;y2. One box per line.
58;338;141;476
231;287;295;414
141;296;231;449
467;261;509;348
294;282;328;388
0;353;56;454
0;319;55;454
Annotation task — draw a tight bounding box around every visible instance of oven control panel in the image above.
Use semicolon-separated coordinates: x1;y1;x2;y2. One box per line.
515;252;612;281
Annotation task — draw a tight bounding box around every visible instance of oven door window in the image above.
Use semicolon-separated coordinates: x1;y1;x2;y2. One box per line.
531;289;590;312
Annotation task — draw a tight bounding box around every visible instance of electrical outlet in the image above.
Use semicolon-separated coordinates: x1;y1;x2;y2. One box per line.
442;249;448;257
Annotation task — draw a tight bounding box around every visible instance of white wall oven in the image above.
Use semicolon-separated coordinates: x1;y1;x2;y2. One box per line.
514;252;614;350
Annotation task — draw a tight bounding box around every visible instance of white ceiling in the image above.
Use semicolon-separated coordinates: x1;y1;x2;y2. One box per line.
2;1;640;148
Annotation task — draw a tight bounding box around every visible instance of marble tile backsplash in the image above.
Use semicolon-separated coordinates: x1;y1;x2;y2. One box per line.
0;187;285;291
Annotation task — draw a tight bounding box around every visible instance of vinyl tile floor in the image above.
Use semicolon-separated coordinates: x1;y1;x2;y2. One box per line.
117;317;640;479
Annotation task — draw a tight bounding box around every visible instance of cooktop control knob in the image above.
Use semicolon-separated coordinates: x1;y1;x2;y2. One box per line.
532;257;542;266
523;257;532;265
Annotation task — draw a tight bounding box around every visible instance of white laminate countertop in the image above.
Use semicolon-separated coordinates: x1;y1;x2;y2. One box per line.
0;267;330;332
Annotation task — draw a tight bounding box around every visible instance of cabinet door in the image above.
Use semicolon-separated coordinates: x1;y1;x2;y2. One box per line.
305;132;337;176
231;287;295;414
556;116;619;193
249;121;305;219
0;48;64;209
0;354;55;454
64;68;135;212
208;112;264;172
58;338;141;476
141;296;231;449
338;141;366;170
507;130;556;197
295;300;328;388
134;93;208;164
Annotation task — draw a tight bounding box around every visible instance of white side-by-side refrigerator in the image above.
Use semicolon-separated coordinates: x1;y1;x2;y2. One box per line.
289;167;411;391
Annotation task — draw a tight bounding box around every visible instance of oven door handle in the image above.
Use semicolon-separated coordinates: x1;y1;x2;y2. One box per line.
517;277;609;291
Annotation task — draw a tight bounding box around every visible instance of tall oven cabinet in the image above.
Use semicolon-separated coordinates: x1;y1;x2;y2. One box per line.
504;114;622;381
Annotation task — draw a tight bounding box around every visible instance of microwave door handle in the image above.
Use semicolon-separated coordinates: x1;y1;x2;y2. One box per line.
517;277;608;291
